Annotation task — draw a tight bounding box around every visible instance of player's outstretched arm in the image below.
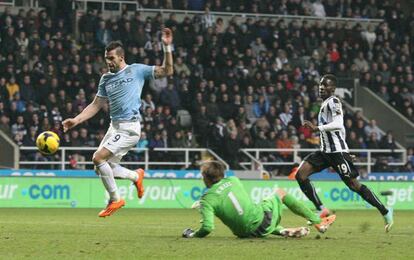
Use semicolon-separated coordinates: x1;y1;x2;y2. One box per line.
183;200;215;238
154;28;174;78
62;96;106;132
317;114;343;132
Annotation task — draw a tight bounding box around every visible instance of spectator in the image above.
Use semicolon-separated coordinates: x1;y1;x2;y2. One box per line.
174;57;191;77
201;7;215;29
160;83;180;113
364;119;382;141
170;130;186;148
380;131;398;150
11;115;26;138
354;119;367;140
147;131;165;161
219;93;236;120
22;126;38;156
135;131;149;158
12;93;26;113
209;117;225;152
194;105;210;146
70;130;81;147
95;20;112;48
253;95;269;118
377;85;390;102
206;94;220;121
276;130;293;160
142;94;155;111
223;131;241;169
6;77;19;100
361;24;376;50
184;131;199;148
250;37;267;57
13;132;24;146
19;75;36;102
366;132;381;149
79;128;95;147
244;95;256;122
254;130;270;148
312;0;326;17
161;129;169;149
279;104;293;128
348;131;362;149
0;115;12;137
353;52;369;72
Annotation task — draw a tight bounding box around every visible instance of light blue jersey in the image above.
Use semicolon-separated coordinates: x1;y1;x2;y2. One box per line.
97;63;154;121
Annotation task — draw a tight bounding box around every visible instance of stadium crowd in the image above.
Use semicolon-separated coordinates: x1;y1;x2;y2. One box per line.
0;1;412;172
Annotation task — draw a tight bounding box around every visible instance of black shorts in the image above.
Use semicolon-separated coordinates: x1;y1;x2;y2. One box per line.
303;151;359;179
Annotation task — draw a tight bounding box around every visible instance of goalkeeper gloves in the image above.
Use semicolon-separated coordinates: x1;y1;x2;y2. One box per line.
191;200;201;210
182;228;195;238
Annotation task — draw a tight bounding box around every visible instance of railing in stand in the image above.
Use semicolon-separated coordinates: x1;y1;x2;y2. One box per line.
19;146;229;170
71;0;383;24
240;148;407;174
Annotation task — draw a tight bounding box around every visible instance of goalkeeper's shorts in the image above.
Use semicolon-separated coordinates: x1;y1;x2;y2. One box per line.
250;196;282;237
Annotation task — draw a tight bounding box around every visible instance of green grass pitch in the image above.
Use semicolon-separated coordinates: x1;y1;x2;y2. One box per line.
0;209;413;259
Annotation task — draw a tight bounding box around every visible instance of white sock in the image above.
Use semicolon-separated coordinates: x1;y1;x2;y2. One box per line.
109;162;138;182
96;162;120;202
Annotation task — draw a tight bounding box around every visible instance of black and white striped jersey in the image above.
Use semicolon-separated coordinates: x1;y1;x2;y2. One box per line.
317;96;349;153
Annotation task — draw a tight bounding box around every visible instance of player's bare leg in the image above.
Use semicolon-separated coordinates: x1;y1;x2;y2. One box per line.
342;177;393;232
93;147;125;217
295;161;330;217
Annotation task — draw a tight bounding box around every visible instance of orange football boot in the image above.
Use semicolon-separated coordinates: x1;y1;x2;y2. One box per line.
134;169;145;199
314;214;336;233
319;207;331;218
98;199;125;217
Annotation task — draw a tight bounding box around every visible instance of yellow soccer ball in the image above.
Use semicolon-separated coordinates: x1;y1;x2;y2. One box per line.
36;131;60;155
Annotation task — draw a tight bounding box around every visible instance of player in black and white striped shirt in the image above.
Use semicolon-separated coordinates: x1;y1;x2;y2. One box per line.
318;93;348;153
295;74;393;232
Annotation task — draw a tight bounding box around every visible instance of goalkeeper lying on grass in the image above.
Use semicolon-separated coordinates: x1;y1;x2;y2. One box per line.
182;161;336;238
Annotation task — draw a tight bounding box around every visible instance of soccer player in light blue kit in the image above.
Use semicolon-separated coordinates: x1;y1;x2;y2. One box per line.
62;28;173;217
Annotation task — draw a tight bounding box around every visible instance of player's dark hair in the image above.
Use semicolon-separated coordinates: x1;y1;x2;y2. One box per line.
105;41;125;56
322;74;337;87
201;161;225;184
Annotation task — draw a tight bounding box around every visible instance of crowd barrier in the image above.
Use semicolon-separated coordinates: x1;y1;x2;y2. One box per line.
0;177;412;210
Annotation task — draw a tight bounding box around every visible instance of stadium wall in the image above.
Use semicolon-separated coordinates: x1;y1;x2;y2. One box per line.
0;131;19;169
355;86;414;147
0;176;412;210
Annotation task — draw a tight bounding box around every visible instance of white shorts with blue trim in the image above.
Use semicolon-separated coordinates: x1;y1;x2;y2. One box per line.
98;120;141;163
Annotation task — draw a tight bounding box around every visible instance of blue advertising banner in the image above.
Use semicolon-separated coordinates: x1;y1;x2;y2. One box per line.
309;170;414;181
0;169;411;180
0;169;234;179
365;173;414;181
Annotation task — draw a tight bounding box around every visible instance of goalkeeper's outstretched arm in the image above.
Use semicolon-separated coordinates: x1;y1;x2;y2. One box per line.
183;200;215;238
